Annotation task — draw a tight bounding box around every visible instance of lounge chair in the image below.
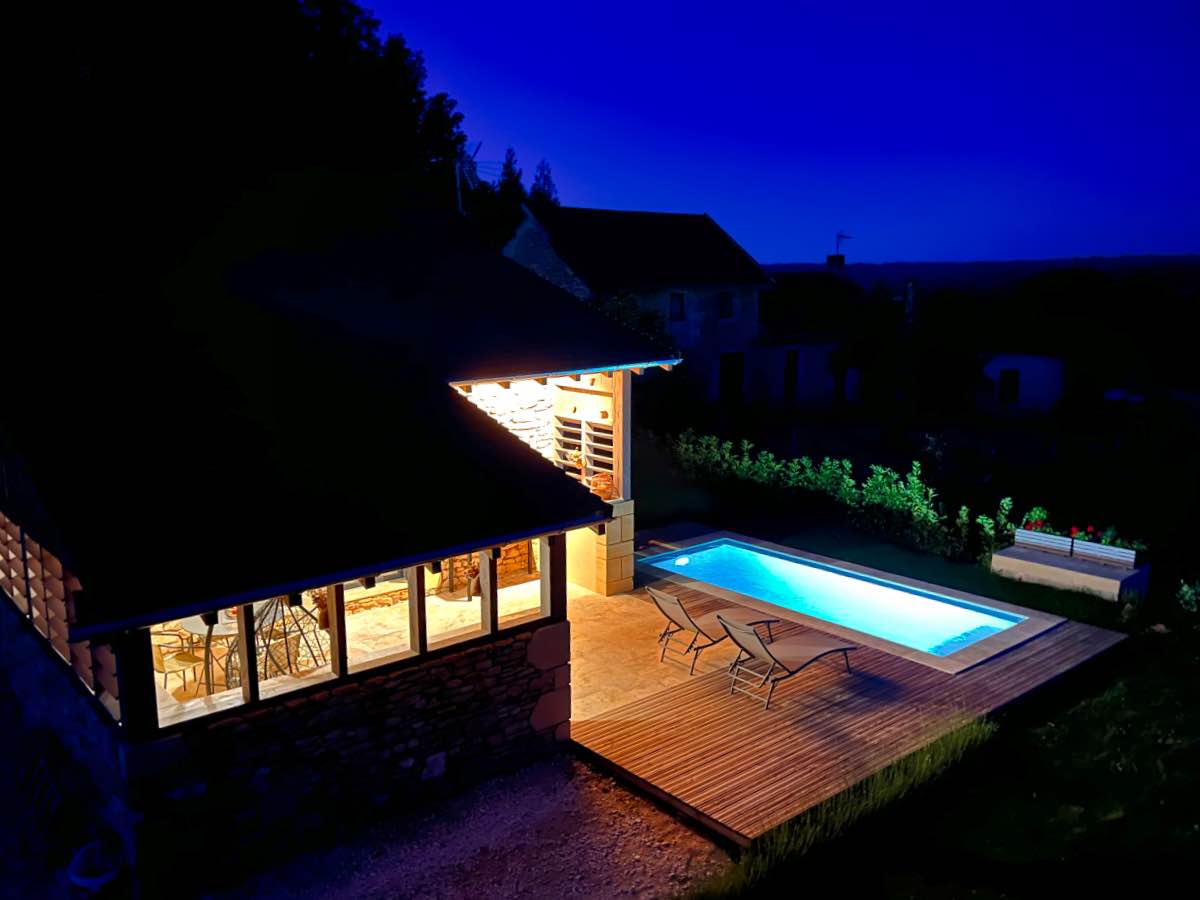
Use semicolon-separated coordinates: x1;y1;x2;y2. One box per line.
648;586;777;675
718;614;857;710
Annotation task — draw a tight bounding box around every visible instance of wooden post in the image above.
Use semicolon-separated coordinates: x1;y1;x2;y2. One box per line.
113;628;158;737
326;583;348;676
480;548;499;634
405;566;427;653
17;527;33;620
539;533;567;620
613;369;632;500
236;603;259;704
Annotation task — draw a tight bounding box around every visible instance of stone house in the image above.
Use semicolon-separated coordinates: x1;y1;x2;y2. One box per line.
506;205;770;406
0;209;678;892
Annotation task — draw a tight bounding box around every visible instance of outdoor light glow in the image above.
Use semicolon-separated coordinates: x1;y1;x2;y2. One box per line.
675;556;690;566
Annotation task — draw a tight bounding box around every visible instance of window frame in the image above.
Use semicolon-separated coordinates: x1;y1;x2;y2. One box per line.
718;291;734;319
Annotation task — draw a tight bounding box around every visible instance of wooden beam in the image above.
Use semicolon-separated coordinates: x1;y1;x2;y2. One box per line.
631;367;644;376
613;368;632;500
570;373;581;381
534;377;548;385
659;363;674;371
497;380;511;389
460;383;472;393
327;582;348;677
479;549;499;634
539;533;567;620
113;628;158;737
236;603;259;704
405;566;427;654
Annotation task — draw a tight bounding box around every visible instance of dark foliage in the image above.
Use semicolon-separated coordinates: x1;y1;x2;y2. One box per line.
56;0;467;288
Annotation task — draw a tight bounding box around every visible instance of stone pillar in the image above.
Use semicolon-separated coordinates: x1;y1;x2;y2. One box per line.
527;620;571;741
596;500;635;595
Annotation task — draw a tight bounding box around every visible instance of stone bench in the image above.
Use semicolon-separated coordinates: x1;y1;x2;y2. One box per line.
990;530;1148;601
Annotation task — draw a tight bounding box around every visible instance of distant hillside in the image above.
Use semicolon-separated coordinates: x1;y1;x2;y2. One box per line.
763;255;1200;294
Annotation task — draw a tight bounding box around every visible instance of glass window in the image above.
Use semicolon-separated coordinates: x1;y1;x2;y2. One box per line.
669;292;686;321
998;368;1020;405
254;593;335;699
426;553;486;649
720;352;745;406
343;569;416;671
718;291;734;319
152;607;245;727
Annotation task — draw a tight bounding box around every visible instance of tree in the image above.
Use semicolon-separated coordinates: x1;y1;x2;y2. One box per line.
498;147;526;203
530;159;559;208
63;0;469;283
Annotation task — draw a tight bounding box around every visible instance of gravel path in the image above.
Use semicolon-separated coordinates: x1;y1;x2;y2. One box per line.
215;756;730;900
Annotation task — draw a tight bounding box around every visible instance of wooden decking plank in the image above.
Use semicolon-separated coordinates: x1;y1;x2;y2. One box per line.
575;586;1124;843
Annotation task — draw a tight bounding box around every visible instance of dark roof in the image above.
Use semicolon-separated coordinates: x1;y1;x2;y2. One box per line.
535;206;768;294
2;198;674;637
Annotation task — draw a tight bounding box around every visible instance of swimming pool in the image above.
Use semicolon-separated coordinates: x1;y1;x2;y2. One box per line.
642;538;1024;658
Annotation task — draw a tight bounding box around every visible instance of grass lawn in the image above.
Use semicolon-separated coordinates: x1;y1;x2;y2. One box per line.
709;629;1199;898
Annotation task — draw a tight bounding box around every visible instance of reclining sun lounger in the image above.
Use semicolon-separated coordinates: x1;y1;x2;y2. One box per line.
718;614;857;710
648;586;777;675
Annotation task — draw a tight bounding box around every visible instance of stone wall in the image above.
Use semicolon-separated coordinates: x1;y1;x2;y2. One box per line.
0;603;134;870
460;379;556;460
444;540;536;590
124;618;571;892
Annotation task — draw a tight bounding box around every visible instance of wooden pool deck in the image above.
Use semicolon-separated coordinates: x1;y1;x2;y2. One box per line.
572;584;1125;847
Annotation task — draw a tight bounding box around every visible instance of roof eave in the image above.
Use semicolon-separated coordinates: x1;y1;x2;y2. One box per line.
68;507;613;641
448;357;682;387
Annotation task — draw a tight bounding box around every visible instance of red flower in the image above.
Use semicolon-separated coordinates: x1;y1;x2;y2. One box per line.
1034;519;1044;529
1070;526;1079;537
1087;525;1095;533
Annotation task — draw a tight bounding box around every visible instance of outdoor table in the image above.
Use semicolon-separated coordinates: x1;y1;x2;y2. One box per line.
179;612;239;694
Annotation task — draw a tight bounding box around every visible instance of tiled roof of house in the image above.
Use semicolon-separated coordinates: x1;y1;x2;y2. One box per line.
1;201;676;636
534;206;769;294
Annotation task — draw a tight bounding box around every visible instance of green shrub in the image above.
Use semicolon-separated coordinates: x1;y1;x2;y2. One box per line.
976;514;996;563
691;717;998;900
1178;580;1199;615
670;432;1147;565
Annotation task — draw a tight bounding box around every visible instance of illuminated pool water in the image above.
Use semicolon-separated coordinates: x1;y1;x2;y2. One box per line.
642;539;1023;657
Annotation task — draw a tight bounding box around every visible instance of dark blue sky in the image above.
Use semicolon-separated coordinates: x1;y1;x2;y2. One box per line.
373;1;1200;263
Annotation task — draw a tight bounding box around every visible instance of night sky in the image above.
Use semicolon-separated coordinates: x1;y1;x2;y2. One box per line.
373;1;1199;263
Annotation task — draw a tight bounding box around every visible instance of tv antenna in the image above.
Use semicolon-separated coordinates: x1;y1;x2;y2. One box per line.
835;231;853;254
455;141;483;213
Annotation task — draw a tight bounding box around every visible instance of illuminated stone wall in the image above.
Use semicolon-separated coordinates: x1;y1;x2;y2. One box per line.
460;379;556;460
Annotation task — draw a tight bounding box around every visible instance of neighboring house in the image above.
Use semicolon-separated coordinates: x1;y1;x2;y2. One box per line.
756;270;870;408
0;209;678;889
979;352;1068;414
506;205;770;405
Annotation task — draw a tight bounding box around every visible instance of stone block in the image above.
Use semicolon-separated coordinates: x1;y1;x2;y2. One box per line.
530;686;571;732
604;577;634;595
420;751;446;781
526;620;570;670
608;499;635;518
596;539;633;561
620;514;635;544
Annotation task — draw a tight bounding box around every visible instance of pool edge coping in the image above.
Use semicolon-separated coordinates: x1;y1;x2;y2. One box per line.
635;530;1066;675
